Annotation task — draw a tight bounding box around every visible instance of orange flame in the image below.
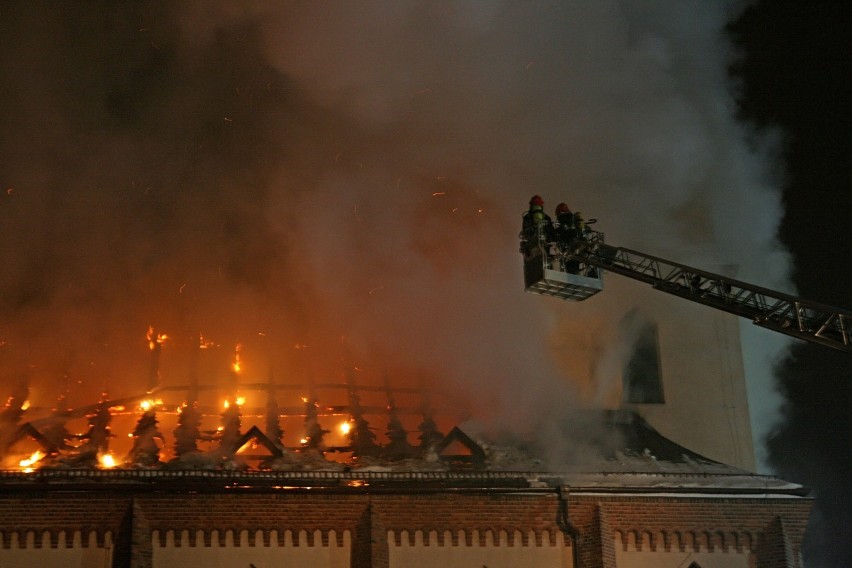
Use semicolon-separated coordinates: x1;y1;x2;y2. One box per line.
139;399;162;411
19;450;44;471
147;326;167;350
232;343;242;374
98;453;117;469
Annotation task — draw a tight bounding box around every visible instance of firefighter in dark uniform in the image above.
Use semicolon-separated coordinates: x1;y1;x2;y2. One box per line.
554;202;580;273
520;195;555;259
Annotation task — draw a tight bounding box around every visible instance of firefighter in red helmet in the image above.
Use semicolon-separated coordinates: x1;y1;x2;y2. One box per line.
555;202;574;237
520;195;555;258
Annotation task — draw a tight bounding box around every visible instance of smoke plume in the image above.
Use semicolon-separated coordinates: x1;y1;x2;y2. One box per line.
0;2;791;465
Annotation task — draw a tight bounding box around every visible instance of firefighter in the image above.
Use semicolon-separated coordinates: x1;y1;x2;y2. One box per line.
554;202;580;273
554;202;575;242
520;195;555;259
573;211;587;239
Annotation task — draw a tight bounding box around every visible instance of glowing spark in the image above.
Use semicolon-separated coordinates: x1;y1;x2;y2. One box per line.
300;438;308;445
179;283;187;293
368;285;384;295
99;454;117;469
21;400;30;411
432;192;446;196
235;396;246;406
339;421;352;435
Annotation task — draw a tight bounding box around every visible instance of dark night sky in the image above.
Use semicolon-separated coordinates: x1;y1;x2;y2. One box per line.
0;3;850;566
731;3;852;566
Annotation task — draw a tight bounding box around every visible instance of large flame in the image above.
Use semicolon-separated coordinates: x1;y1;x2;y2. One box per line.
139;398;163;411
98;453;117;469
19;450;44;471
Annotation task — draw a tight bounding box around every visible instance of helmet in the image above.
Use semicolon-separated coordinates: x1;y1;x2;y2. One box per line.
555;203;570;215
529;195;544;207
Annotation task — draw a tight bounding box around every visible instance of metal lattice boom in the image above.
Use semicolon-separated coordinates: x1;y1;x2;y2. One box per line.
566;234;851;352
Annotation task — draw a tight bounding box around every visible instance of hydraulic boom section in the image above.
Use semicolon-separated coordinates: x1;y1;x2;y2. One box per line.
521;226;851;353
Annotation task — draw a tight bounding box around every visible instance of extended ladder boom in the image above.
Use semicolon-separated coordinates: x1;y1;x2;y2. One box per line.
566;236;851;352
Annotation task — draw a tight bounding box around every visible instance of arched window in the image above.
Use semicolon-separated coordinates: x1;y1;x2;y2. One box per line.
621;309;665;404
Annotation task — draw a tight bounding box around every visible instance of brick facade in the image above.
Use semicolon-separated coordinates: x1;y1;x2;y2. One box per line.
0;473;812;568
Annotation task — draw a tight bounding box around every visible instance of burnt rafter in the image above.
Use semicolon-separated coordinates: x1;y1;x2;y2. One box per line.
7;422;61;456
229;425;284;460
434;427;486;469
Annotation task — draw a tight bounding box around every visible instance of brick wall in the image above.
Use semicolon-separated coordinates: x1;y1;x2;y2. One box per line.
0;487;812;568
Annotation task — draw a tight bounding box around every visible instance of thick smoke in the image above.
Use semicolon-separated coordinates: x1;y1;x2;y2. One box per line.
0;3;791;464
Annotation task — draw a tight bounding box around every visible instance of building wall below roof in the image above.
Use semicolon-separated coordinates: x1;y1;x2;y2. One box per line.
388;529;571;568
0;488;811;568
0;531;112;568
616;548;749;568
153;529;350;568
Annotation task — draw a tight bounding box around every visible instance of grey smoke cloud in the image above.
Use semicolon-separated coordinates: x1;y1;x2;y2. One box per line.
0;2;791;466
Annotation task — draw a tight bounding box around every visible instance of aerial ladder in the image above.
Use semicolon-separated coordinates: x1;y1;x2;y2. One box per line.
520;220;851;353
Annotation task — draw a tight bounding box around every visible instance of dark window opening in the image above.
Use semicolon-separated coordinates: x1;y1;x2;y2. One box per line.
622;310;665;404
